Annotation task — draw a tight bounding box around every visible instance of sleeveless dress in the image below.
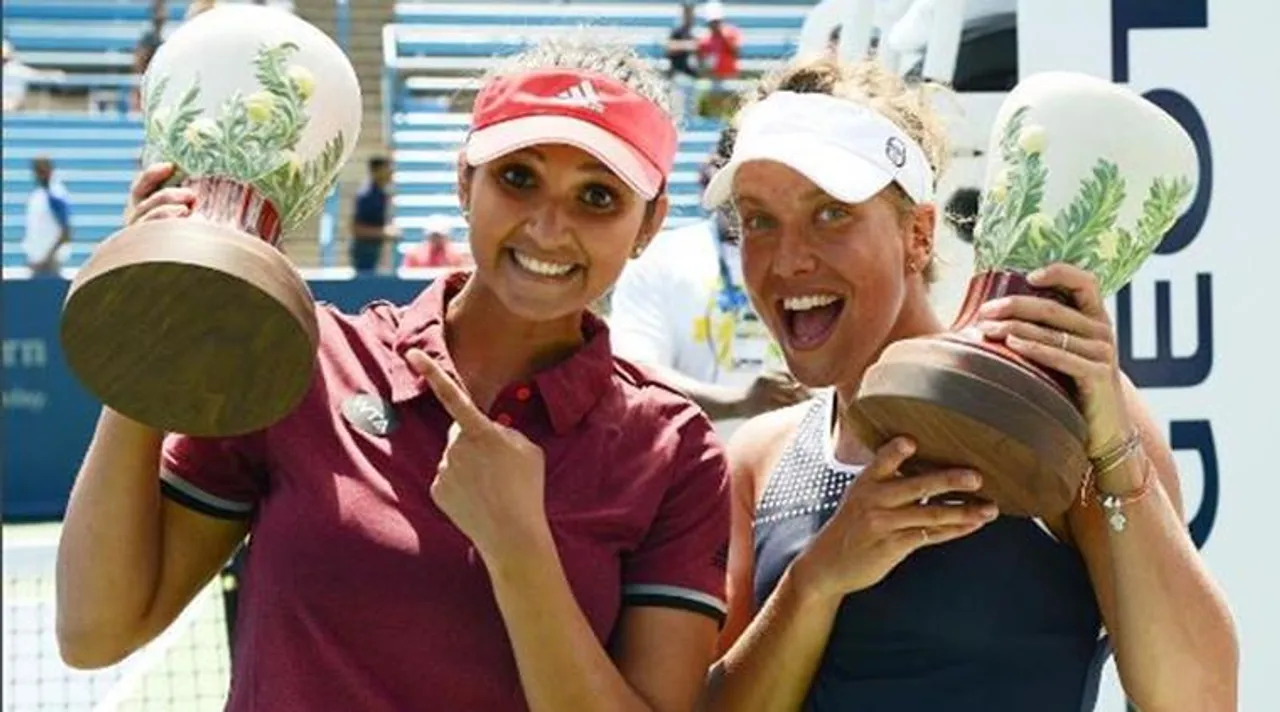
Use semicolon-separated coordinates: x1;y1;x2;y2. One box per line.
753;391;1109;712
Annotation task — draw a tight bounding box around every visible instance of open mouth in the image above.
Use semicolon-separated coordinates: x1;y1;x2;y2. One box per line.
507;248;582;282
779;293;846;350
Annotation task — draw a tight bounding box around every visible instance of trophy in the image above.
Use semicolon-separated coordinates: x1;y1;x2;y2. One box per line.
60;4;361;437
852;72;1198;517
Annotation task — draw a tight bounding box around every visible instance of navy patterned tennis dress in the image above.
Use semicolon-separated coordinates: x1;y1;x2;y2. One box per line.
753;390;1110;711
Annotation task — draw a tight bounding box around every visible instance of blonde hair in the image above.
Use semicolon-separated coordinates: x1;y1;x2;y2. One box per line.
740;55;952;283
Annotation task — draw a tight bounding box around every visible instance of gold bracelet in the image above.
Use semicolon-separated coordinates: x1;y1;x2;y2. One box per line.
1096;456;1156;532
1089;428;1143;476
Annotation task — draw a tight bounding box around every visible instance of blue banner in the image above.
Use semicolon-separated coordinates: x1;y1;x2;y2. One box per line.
1;275;431;521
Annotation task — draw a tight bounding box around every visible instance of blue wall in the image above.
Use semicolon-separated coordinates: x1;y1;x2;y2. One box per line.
2;275;432;521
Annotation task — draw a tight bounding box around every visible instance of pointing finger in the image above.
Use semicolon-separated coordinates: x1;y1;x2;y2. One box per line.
405;349;491;432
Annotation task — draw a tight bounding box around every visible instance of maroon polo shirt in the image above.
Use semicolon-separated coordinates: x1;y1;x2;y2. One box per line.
159;272;731;711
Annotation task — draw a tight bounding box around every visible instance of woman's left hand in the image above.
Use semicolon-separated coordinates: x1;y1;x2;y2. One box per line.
406;349;550;563
974;263;1135;460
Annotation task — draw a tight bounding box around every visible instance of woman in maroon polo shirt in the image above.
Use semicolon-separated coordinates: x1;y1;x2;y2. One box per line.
57;38;731;712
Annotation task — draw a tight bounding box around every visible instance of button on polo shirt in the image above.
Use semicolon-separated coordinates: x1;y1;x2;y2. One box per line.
160;272;731;712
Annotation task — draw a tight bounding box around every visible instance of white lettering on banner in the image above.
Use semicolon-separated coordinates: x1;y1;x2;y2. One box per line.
2;338;47;369
1015;1;1280;710
2;389;47;413
799;0;1280;709
2;339;50;413
1110;2;1217;548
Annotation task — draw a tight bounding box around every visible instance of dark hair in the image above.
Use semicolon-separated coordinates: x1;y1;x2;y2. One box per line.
368;156;390;173
698;126;737;189
709;126;738;173
699;126;740;240
945;187;980;244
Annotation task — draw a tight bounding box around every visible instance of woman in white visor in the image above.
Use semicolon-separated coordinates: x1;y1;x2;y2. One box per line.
700;56;1236;712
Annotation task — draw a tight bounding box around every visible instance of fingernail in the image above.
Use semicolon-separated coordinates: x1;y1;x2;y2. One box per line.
965;473;982;489
975;320;998;333
897;438;916;456
982;505;999;519
1027;268;1047;282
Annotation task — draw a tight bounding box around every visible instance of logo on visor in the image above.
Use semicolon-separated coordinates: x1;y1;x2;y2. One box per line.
885;136;908;168
549;79;605;113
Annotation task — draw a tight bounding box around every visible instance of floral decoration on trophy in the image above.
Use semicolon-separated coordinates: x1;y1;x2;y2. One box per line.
61;4;362;437
851;71;1198;518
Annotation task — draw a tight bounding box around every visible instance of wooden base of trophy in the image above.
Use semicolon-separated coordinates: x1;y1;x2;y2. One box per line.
61;178;318;437
852;272;1090;518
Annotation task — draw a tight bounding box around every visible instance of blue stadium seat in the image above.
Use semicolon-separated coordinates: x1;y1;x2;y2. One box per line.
2;1;186;22
393;2;811;30
384;1;811;117
394;32;797;61
2;0;294;78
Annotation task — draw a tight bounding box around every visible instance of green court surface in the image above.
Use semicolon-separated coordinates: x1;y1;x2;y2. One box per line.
3;523;232;711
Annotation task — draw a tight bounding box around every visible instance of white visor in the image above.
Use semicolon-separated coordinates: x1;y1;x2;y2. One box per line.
702;91;935;210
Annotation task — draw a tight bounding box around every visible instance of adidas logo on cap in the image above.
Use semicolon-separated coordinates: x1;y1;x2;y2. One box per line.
548;79;605;113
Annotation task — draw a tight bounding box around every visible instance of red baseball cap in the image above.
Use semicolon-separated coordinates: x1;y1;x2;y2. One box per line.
464;69;678;200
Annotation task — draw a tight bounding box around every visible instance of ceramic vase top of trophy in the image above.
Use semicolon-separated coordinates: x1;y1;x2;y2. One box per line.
853;71;1198;518
969;72;1196;309
60;4;362;437
140;4;361;239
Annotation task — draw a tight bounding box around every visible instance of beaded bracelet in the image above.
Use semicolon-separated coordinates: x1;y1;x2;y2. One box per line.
1080;429;1154;532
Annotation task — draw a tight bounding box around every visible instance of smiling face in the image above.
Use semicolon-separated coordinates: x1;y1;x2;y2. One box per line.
733;160;935;387
459;143;666;323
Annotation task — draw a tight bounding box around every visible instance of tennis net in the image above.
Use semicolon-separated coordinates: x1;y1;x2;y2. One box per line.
4;529;233;711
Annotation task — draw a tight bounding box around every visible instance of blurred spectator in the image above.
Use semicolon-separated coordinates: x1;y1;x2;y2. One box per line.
698;2;742;83
350;156;398;274
945;187;981;244
23;157;73;276
666;3;699;79
3;39;39;111
403;215;469;269
132;0;168;110
608;127;809;434
697;2;742;119
666;2;701;119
